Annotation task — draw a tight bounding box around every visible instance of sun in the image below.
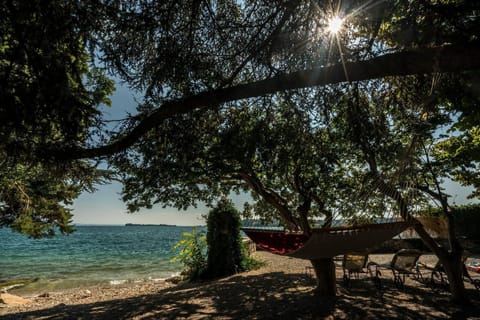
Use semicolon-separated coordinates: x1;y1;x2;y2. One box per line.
327;16;343;34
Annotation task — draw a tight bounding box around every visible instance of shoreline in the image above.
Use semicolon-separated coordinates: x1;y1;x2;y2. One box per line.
1;252;480;319
3;272;182;298
8;277;180;299
0;271;181;298
1;278;178;315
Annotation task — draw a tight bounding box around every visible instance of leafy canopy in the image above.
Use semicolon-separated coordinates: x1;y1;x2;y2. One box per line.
1;0;479;236
0;0;114;237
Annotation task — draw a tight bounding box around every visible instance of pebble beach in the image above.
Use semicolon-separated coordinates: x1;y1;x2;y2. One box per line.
1;251;480;319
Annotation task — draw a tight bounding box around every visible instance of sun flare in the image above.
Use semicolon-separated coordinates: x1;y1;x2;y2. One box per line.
327;16;343;34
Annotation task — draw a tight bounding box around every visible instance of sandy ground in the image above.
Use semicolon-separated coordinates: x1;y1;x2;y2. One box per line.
1;251;480;319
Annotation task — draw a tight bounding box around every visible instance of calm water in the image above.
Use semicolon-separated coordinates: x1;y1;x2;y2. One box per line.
0;225;203;294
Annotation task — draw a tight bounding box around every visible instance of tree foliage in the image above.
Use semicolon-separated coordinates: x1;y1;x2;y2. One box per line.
170;227;207;280
325;75;479;301
2;0;479;301
433;126;480;199
1;1;479;239
0;0;114;236
114;92;355;232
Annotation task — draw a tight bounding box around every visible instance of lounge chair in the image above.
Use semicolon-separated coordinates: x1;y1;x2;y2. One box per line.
342;252;376;287
373;249;423;289
417;252;479;291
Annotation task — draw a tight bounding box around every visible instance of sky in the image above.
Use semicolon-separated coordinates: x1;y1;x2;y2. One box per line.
73;181;208;226
72;81;250;226
71;81;478;226
72;81;207;226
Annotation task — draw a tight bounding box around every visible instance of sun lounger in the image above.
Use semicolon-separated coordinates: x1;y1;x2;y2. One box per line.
417;253;479;291
372;249;423;289
342;252;377;287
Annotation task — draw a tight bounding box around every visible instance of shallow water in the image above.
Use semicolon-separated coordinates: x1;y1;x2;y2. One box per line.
0;225;203;294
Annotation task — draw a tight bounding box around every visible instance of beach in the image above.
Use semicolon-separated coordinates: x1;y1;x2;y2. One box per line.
1;251;480;319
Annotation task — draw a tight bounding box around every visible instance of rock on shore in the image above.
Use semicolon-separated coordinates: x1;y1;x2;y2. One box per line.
0;293;31;307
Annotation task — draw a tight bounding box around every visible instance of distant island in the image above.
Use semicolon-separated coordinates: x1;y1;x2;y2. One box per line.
125;223;177;227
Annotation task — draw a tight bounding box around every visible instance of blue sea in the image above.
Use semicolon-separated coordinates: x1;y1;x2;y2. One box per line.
0;225;204;294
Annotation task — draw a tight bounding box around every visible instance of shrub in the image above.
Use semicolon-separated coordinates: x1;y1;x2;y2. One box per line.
171;199;265;281
170;227;207;280
203;198;244;279
240;240;265;270
416;203;480;239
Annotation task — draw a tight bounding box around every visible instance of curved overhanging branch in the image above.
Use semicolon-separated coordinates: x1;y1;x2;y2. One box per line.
62;43;480;159
238;172;299;230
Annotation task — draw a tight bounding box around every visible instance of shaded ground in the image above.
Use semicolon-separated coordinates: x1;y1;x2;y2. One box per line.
1;252;480;319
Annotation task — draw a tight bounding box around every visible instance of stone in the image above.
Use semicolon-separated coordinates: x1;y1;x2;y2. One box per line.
0;293;31;306
165;276;182;284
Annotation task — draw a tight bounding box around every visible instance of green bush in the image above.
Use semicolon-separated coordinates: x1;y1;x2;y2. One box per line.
203;198;244;279
417;203;480;239
240;240;265;270
452;204;480;239
171;199;265;281
170;227;207;280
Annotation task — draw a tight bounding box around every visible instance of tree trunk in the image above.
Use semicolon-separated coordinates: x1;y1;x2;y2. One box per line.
412;223;469;303
310;258;336;296
415;147;469;303
373;175;469;303
439;254;467;304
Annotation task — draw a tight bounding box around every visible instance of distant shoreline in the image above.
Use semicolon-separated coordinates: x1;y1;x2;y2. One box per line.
72;224;205;227
125;223;177;227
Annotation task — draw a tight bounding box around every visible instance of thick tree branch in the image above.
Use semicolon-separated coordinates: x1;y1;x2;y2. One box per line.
60;43;480;159
292;168;313;234
238;172;298;230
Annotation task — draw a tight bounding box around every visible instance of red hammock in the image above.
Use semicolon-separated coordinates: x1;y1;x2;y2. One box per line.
243;221;413;259
242;230;309;255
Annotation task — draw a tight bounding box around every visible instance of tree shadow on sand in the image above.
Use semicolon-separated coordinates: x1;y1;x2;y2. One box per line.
2;272;480;319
